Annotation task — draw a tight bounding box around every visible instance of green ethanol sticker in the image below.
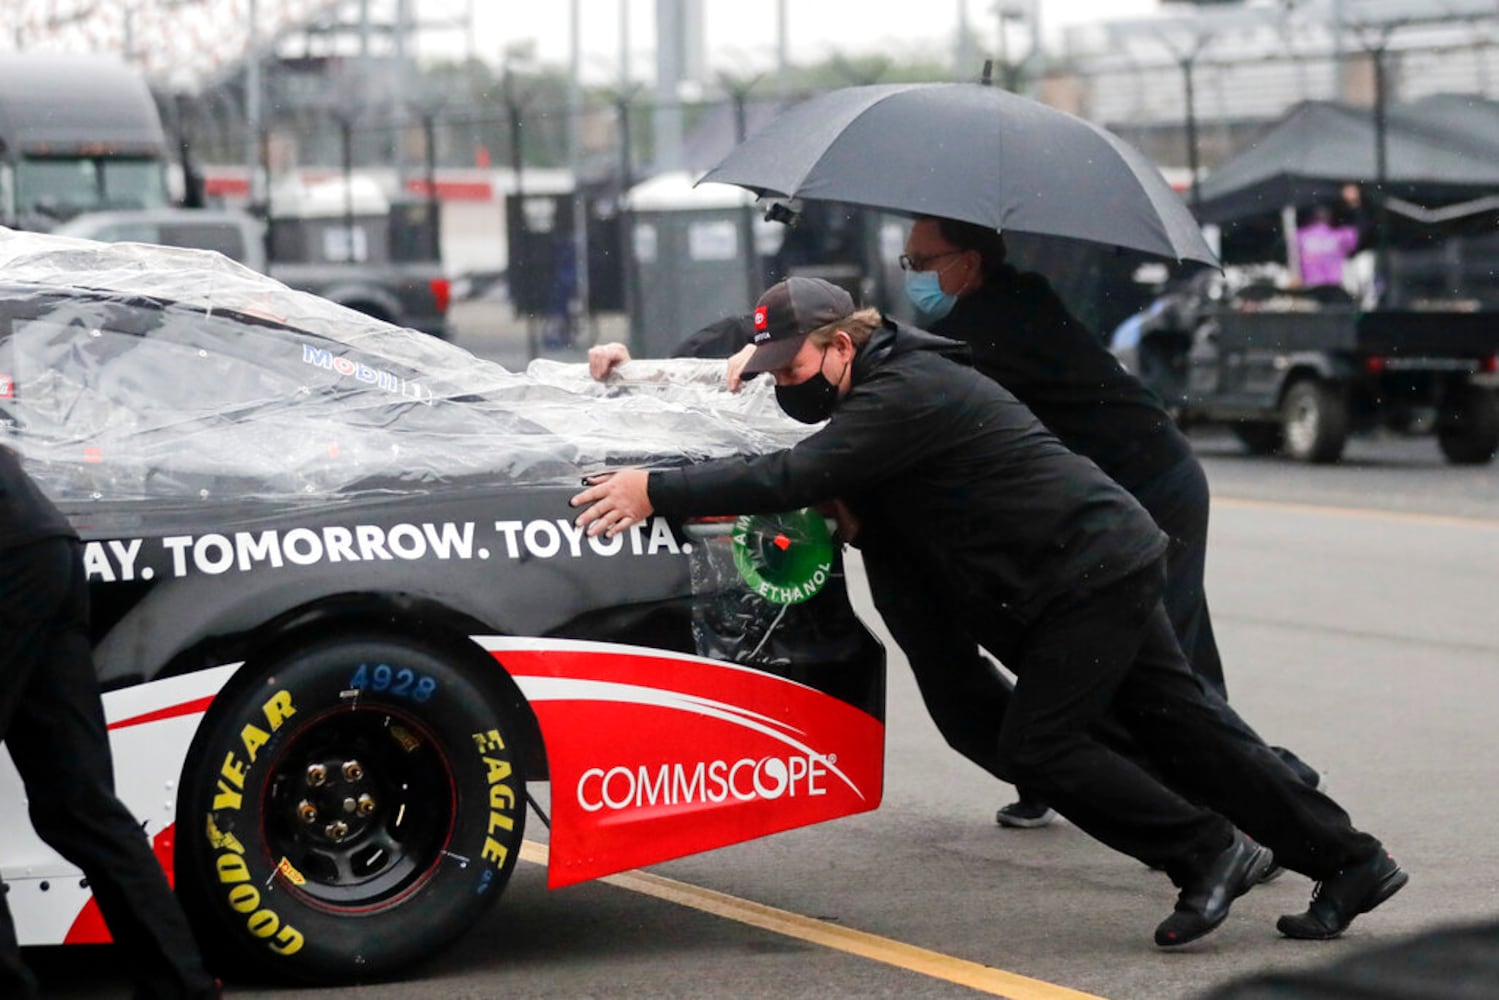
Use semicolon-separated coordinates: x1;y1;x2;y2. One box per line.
730;508;834;605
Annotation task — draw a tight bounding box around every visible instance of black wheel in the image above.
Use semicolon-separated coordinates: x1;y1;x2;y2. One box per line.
1232;422;1283;455
1281;379;1348;463
177;634;527;983
1438;384;1499;465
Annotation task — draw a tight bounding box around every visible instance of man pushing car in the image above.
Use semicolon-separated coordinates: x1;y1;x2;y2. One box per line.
0;446;219;998
571;276;1406;948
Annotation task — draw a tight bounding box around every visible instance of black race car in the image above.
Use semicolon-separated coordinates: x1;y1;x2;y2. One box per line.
0;230;884;982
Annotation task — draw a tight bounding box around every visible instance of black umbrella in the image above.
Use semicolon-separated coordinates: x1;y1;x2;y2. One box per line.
700;82;1217;268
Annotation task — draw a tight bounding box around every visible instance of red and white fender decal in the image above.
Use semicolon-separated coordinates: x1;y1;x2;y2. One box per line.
474;637;884;888
0;664;239;946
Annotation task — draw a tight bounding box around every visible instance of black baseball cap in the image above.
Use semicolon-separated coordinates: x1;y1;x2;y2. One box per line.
742;276;856;374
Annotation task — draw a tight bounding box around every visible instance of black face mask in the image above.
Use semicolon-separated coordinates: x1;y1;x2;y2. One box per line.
774;347;847;424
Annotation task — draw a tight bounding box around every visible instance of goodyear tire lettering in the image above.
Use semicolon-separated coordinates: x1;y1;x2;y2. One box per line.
227;884;259;913
216;852;250;883
179;640;524;982
200;692;306;960
268;926;304;956
247;911;280;938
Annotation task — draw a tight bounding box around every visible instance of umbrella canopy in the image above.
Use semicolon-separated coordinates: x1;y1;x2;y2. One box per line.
700;82;1217;268
1194;99;1499;224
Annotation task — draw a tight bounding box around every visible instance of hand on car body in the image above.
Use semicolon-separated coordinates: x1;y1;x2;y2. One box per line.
572;469;654;537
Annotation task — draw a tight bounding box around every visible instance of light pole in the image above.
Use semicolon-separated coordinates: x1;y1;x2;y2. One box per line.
1370;38;1392;306
719;70;764;308
1182;53;1201;216
993;1;1027;90
1150;26;1211;217
1350;19;1403;306
957;0;975;78
569;0;592;342
1333;0;1345;98
246;0;263;209
421;108;440;261
1025;0;1043;95
776;0;789;97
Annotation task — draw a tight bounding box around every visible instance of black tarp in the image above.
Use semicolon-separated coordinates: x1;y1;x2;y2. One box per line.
1195;97;1499;224
1402;92;1499;146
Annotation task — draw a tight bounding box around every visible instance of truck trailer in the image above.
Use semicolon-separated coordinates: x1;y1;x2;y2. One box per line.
0;54;171;230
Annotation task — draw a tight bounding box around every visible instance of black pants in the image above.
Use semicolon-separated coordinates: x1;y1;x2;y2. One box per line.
0;538;215;1000
867;454;1318;792
993;561;1379;884
1131;454;1224;696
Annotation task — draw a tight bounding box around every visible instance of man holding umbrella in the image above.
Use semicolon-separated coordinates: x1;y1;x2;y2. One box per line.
890;214;1319;828
573;276;1406;948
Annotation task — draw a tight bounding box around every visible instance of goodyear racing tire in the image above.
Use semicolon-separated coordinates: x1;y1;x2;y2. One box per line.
176;635;527;983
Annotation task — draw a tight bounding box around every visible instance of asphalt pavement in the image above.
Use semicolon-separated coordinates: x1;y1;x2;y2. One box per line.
32;302;1499;999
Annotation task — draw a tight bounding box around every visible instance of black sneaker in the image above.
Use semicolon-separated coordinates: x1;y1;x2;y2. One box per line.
1155;832;1276;947
995;799;1056;828
1277;850;1408;940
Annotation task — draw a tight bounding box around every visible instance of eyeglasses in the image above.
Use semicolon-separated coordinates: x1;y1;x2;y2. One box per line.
898;250;963;272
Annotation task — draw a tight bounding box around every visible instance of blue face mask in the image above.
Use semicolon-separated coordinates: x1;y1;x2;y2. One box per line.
904;268;958;321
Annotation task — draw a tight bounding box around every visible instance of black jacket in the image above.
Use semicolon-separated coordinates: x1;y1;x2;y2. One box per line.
933;267;1191;492
0;446;74;551
648;319;1167;625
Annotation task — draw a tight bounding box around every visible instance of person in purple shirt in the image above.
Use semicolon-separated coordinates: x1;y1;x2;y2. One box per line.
1297;201;1362;288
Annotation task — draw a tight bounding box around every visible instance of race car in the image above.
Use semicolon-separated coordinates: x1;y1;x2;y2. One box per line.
0;230;885;982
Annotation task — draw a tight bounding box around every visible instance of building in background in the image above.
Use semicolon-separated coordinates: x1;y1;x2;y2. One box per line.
1054;0;1499;177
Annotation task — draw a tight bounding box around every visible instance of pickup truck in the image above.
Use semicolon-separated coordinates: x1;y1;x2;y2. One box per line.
1116;276;1499;464
51;206;451;339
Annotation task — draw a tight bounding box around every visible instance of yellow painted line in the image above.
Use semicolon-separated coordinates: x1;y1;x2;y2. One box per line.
519;840;1105;1000
1216;495;1499;531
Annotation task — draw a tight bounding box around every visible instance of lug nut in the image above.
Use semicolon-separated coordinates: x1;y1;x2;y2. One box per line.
297;801;318;824
325;820;350;841
357;793;376;816
306;763;327;787
341;760;364;781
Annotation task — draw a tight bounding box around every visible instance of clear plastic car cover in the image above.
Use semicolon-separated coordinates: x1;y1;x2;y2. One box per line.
683;510;869;671
0;229;814;503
